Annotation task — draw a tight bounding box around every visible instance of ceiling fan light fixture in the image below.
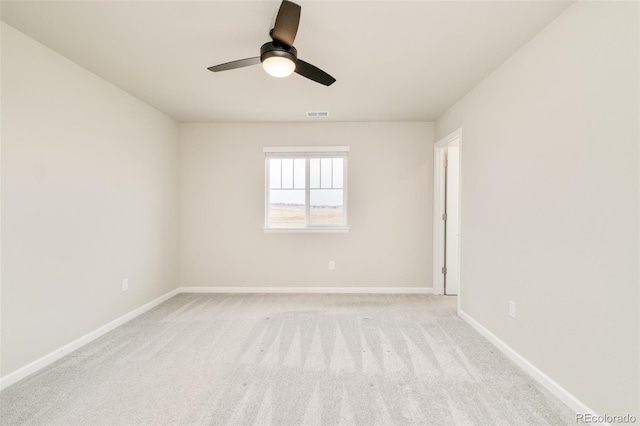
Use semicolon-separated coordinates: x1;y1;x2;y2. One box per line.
262;56;296;78
260;42;298;78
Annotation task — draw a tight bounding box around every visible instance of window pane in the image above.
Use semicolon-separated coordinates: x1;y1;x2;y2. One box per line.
294;158;305;189
265;149;348;230
320;158;332;188
332;158;343;189
310;158;320;189
269;159;281;189
268;189;305;227
310;189;344;225
282;159;294;189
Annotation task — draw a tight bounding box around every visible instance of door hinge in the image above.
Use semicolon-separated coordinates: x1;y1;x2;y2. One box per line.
443;159;448;168
442;213;447;221
442;266;447;274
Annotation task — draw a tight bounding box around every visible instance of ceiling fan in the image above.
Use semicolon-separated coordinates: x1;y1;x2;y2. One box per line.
207;0;336;86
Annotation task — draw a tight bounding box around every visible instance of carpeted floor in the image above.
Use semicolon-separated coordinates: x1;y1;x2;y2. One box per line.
0;293;574;425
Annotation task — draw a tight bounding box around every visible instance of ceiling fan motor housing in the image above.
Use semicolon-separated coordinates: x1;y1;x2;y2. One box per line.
260;42;297;63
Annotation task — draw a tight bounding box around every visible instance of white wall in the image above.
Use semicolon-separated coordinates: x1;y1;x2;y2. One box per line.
180;122;433;289
1;24;180;377
436;1;638;416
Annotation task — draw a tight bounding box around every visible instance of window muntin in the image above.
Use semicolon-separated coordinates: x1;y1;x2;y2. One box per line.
264;147;348;231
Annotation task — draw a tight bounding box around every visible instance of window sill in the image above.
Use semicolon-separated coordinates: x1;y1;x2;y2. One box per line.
263;227;350;233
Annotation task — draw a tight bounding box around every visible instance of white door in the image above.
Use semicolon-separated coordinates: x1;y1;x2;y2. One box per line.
445;147;460;295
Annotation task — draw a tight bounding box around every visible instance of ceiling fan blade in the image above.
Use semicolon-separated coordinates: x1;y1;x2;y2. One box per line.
272;0;301;47
208;57;261;72
295;59;336;86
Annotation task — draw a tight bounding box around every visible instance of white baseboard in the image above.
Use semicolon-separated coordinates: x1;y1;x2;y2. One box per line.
0;285;433;390
458;309;597;418
0;286;608;420
0;288;180;390
178;286;433;294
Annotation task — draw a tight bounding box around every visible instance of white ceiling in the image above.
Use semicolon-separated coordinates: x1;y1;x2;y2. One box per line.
1;1;573;123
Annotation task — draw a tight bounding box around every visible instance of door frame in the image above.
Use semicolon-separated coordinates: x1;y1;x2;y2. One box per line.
433;128;462;297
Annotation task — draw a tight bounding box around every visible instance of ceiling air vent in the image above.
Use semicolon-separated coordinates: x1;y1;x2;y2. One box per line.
306;111;329;118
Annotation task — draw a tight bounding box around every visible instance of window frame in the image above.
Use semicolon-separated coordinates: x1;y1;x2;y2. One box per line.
263;146;349;233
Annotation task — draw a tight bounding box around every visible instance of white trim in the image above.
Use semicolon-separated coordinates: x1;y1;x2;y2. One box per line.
179;286;433;294
0;285;433;390
458;309;599;418
435;129;462;148
0;288;179;390
433;128;462;298
0;282;601;422
263;227;349;233
264;155;269;228
263;146;350;153
264;153;349;231
3;281;601;420
432;145;446;295
342;156;349;225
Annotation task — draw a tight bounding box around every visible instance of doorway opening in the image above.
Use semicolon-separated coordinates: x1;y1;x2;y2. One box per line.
433;129;462;296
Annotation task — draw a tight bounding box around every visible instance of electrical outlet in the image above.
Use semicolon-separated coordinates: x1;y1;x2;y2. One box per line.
509;301;516;319
122;278;129;292
329;261;335;270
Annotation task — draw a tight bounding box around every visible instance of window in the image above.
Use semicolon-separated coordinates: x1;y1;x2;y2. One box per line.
264;146;349;232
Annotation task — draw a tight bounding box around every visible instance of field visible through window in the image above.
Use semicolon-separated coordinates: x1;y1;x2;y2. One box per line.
268;204;344;227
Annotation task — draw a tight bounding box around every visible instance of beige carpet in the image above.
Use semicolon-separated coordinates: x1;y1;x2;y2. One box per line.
0;293;574;425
